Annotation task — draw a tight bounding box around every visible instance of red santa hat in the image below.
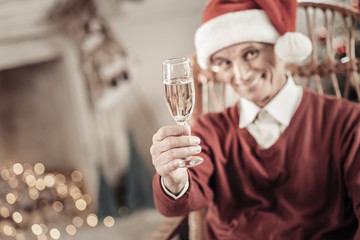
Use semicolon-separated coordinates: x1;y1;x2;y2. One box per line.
195;0;313;69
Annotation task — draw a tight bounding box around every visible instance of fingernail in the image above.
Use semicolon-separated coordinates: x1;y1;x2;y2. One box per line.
193;137;201;144
194;145;201;153
173;160;180;167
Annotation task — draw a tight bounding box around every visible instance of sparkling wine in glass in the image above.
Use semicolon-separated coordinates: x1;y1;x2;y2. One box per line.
162;57;203;168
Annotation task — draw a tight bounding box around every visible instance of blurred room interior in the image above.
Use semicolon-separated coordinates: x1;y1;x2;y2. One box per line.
0;0;207;239
0;0;358;239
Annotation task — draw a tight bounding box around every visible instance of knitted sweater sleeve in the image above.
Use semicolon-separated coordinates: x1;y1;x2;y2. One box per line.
152;110;229;217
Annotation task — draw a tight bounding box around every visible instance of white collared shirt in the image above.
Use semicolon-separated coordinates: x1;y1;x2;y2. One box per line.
239;75;303;148
163;74;303;198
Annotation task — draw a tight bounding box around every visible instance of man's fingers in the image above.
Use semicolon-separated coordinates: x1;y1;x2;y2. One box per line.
158;145;202;164
153;125;188;142
157;160;181;176
158;136;201;153
150;125;201;179
152;144;202;169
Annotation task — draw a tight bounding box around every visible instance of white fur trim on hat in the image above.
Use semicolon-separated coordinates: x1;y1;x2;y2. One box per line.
274;32;313;63
195;9;279;69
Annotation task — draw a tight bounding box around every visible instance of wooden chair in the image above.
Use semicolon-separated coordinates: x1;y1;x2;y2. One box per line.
149;1;360;239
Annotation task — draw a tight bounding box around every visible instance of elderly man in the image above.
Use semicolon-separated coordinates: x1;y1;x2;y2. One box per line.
150;0;360;239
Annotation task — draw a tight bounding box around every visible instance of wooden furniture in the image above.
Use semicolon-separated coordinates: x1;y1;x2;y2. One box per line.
149;1;360;239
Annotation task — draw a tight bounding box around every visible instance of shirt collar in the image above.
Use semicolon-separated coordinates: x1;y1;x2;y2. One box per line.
239;74;303;128
239;97;260;128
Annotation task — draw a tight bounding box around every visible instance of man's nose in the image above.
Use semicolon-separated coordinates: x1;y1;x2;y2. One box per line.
232;61;251;82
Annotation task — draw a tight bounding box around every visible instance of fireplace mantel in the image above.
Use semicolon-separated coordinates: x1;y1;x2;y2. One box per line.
0;0;61;71
0;0;57;41
0;40;60;71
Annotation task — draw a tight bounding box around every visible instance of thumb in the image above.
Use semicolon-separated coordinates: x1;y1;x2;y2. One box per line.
184;123;191;136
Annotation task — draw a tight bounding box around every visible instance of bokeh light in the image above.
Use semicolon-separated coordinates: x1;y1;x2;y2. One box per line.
37;233;47;240
29;188;40;200
56;184;68;198
75;199;87;211
49;228;61;240
13;163;24;175
86;214;98;227
69;186;82;199
6;193;16;204
65;224;77;235
3;223;16;236
35;178;46;191
0;207;10;218
25;175;36;187
55;174;66;184
72;216;84;228
31;224;42;236
1;169;11;180
52;201;64;213
103;216;115;228
12;212;23;224
1;162;94;240
44;174;55;187
34;163;45;175
71;170;83;183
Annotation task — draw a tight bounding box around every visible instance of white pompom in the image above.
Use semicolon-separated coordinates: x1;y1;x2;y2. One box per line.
274;32;312;63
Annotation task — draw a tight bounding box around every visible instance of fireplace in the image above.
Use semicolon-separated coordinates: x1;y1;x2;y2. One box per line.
0;59;88;169
0;0;140;207
0;31;101;199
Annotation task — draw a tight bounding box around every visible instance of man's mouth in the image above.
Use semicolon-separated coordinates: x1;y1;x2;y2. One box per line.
239;73;264;88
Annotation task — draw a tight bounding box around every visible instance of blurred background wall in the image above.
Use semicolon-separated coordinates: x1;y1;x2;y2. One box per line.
0;0;207;196
0;0;207;239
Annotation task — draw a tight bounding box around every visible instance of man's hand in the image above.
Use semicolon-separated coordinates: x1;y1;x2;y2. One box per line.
150;125;201;194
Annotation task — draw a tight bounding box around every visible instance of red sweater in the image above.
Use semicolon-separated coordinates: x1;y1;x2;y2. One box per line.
153;88;360;240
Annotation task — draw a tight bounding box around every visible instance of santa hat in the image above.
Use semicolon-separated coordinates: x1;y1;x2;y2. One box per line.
195;0;313;69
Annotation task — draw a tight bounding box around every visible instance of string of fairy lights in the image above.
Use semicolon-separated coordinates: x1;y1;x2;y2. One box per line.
0;162;115;240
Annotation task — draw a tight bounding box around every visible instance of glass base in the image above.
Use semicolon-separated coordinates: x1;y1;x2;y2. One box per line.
179;156;203;168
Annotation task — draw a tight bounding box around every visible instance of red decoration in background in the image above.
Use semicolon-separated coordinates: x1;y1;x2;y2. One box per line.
316;26;327;43
352;0;360;10
336;44;346;56
333;38;347;58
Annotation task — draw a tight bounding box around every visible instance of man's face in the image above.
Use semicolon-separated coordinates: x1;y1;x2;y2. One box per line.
210;42;287;107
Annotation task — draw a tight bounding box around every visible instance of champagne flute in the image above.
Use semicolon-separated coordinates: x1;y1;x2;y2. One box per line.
162;57;204;168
